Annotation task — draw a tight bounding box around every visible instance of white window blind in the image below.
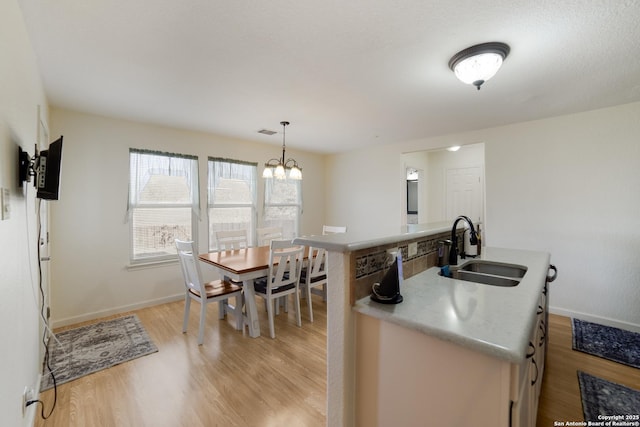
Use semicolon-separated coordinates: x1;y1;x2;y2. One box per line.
128;149;199;262
208;158;257;250
263;177;302;240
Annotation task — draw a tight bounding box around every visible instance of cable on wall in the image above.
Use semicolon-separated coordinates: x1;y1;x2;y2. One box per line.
24;197;57;419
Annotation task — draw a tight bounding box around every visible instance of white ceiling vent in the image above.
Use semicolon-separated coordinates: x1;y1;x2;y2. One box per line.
258;129;277;135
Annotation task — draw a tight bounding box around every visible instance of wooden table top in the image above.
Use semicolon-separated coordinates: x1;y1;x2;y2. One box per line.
199;245;311;275
199;246;271;274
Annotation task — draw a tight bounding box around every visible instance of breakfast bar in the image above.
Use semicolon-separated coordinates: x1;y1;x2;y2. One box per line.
294;223;552;427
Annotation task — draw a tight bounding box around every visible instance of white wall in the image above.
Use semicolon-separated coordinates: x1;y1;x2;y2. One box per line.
484;104;640;330
325;144;405;231
0;1;50;425
327;102;640;330
49;108;327;327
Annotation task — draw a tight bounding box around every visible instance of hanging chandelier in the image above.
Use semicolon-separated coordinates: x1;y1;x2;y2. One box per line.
262;121;302;180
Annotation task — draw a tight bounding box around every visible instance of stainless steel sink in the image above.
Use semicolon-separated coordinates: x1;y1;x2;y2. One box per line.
458;260;527;278
451;270;521;287
449;260;527;287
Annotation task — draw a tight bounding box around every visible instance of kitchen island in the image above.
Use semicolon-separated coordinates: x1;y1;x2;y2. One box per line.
354;247;549;363
354;248;550;427
293;224;551;427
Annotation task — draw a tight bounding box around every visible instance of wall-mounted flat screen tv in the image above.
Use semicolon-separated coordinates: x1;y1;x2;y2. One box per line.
36;136;63;200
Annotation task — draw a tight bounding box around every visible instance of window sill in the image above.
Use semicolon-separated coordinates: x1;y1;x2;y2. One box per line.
126;258;179;271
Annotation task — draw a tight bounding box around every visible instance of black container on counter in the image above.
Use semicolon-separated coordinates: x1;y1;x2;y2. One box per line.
437;240;452;267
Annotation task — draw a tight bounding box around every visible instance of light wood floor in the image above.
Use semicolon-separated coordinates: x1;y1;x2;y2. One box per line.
35;295;327;427
35;302;639;427
536;314;640;426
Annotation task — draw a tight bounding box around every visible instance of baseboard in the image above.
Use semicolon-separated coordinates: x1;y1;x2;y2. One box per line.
549;306;640;333
51;293;184;329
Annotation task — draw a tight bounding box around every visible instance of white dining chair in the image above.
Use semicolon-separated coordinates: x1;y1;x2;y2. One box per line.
300;246;327;322
253;240;304;338
215;229;252;286
298;224;346;312
322;225;347;235
175;239;243;345
256;226;283;247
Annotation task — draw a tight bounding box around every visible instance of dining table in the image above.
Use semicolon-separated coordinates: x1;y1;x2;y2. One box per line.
199;245;310;338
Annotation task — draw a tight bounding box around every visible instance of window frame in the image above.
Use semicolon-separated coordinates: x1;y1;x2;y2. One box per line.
207;157;258;251
262;177;303;240
127;148;199;264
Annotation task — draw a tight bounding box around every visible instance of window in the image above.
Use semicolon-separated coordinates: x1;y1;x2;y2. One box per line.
128;149;199;262
208;158;257;250
263;178;302;240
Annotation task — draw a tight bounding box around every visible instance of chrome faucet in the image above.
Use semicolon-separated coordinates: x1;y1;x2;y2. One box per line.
449;215;478;266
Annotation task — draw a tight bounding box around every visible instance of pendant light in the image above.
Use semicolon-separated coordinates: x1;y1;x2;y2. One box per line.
262;121;302;180
448;42;510;90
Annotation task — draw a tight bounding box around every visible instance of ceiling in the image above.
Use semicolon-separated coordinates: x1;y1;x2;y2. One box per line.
17;0;640;154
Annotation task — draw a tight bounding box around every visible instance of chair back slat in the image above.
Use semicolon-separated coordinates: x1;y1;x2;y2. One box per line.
257;227;283;247
175;239;204;295
216;229;248;250
300;244;328;323
268;239;304;293
308;246;327;278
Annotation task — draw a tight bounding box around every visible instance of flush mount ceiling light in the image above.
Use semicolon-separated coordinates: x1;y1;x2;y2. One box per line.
262;121;302;180
448;42;510;90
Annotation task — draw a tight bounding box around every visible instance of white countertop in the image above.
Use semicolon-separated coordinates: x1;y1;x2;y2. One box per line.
353;247;551;363
294;221;453;252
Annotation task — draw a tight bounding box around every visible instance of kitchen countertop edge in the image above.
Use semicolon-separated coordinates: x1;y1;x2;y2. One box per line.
293;222;454;252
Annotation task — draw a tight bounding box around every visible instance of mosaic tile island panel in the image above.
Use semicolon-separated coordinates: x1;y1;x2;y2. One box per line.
350;229;466;302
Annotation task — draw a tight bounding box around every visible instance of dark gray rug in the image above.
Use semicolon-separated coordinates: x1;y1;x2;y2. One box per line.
578;371;640;422
572;318;640;369
42;314;158;390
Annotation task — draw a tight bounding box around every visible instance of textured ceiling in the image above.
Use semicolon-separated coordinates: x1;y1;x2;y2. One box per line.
17;0;640;153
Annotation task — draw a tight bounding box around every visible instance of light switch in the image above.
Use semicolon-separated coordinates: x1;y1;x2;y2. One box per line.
1;188;9;220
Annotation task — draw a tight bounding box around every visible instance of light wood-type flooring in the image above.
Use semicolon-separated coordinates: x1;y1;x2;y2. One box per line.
536;314;640;427
35;299;639;426
35;295;327;427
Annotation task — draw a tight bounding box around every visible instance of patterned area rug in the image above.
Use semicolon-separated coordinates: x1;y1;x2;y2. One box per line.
572;319;640;369
42;314;158;390
578;371;640;422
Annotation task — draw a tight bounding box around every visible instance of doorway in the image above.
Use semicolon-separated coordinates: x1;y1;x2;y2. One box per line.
401;143;485;225
406;168;420;224
403;166;424;225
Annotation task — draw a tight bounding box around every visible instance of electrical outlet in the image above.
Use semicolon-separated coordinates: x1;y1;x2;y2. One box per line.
1;188;10;220
408;242;418;258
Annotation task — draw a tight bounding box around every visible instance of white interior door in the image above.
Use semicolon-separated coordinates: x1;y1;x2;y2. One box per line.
445;167;483;224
